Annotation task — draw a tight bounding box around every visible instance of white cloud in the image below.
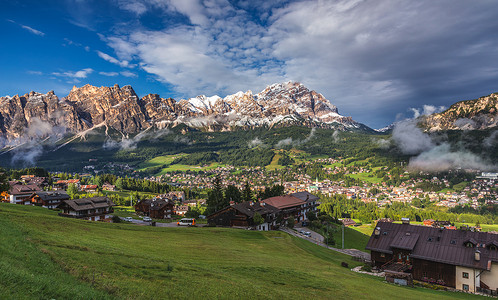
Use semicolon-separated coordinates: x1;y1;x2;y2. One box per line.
99;71;119;76
98;0;498;127
391;119;434;155
121;70;137;77
52;68;93;79
8;19;45;36
21;24;45;36
96;50;130;67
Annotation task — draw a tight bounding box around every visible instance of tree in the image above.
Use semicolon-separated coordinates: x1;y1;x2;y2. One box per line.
115;178;124;191
224;185;241;204
67;183;79;199
253;212;264;226
0;168;9;193
206;176;224;215
306;211;317;222
242;181;253;202
287;216;295;229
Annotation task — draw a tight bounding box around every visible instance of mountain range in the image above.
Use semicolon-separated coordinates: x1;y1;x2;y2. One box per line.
0;81;368;144
1;82;497;147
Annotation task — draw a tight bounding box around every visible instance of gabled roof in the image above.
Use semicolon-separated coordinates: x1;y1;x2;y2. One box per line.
390;232;420;250
291;191;319;203
232;201;280;218
60;197;114;211
262;195;305;209
32;191;69;201
366;222;498;270
9;184;41;195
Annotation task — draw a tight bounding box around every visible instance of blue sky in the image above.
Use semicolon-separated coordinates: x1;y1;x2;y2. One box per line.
1;0;498;128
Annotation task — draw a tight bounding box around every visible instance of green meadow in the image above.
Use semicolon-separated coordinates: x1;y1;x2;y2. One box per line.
0;203;482;299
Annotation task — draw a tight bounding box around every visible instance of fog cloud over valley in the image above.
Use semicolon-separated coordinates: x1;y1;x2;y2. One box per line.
391;118;497;172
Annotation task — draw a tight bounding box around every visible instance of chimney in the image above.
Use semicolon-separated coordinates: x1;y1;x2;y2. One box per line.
374;227;381;236
401;218;410;225
475;250;481;261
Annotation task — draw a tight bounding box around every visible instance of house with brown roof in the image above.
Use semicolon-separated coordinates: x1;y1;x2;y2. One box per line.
261;194;307;223
8;183;42;205
207;201;280;231
366;221;498;294
58;197;115;221
29;191;69;209
135;197;175;219
291;191;319;217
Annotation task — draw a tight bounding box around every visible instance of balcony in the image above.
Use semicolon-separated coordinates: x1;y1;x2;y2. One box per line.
59;209;114;219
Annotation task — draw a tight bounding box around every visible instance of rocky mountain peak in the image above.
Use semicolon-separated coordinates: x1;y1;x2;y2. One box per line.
0;82;366;143
420;93;498;131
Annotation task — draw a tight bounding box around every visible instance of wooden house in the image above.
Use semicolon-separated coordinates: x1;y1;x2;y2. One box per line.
102;183;116;191
341;218;357;227
80;185;98;192
58;197;115;221
291;191;320;217
8;183;42;205
29;191;69;209
174;205;189;216
261;195;306;223
135;197;175;219
367;221;498;294
207;201;280;231
53;179;80;190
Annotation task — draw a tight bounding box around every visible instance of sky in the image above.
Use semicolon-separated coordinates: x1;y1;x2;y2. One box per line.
1;0;498;129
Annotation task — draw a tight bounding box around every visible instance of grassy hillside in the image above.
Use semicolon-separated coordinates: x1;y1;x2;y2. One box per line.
1;203;482;299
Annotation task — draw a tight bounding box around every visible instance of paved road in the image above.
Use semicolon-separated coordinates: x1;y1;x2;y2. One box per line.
280;226;371;262
119;217;203;227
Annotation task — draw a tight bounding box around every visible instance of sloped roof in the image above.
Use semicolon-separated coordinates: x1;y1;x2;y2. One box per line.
262;195;304;209
291;191;319;203
233;201;280;218
10;184;41;195
60;197;114;211
366;222;498;270
32;191;69;201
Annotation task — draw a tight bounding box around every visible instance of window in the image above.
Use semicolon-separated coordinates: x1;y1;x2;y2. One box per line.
463;284;469;291
465;242;474;248
462;272;469;279
427;237;433;242
450;240;456;245
380;253;385;258
490;245;497;251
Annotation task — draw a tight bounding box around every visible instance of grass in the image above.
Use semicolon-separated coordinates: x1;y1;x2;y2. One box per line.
156;162;226;174
348;173;383;184
266;152;284;170
137;154;187;170
0;203;483;299
331;225;371;251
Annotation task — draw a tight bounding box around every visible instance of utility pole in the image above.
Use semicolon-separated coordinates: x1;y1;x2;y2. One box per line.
342;224;345;249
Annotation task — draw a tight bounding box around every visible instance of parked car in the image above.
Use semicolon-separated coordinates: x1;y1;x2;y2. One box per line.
177;218;195;226
143;216;152;222
124;217;133;222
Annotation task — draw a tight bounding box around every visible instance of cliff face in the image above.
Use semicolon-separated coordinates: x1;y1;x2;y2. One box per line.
420;93;498;131
0;81;365;143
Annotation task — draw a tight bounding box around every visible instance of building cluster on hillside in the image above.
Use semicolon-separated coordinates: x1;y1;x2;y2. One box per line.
154;166;497;210
207;191;319;231
0;176;115;222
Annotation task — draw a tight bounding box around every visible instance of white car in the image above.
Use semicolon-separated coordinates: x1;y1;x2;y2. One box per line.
143;216;152;222
124;217;133;222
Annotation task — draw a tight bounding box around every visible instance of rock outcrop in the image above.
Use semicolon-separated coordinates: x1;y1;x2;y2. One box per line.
0;81;365;144
420;93;498;131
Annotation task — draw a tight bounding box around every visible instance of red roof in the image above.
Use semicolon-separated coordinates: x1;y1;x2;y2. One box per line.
262;195;304;209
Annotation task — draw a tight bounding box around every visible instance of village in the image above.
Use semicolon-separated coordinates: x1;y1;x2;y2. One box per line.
2;169;498;296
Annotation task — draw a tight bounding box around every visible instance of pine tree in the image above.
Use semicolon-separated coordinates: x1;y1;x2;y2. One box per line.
242;181;253;202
